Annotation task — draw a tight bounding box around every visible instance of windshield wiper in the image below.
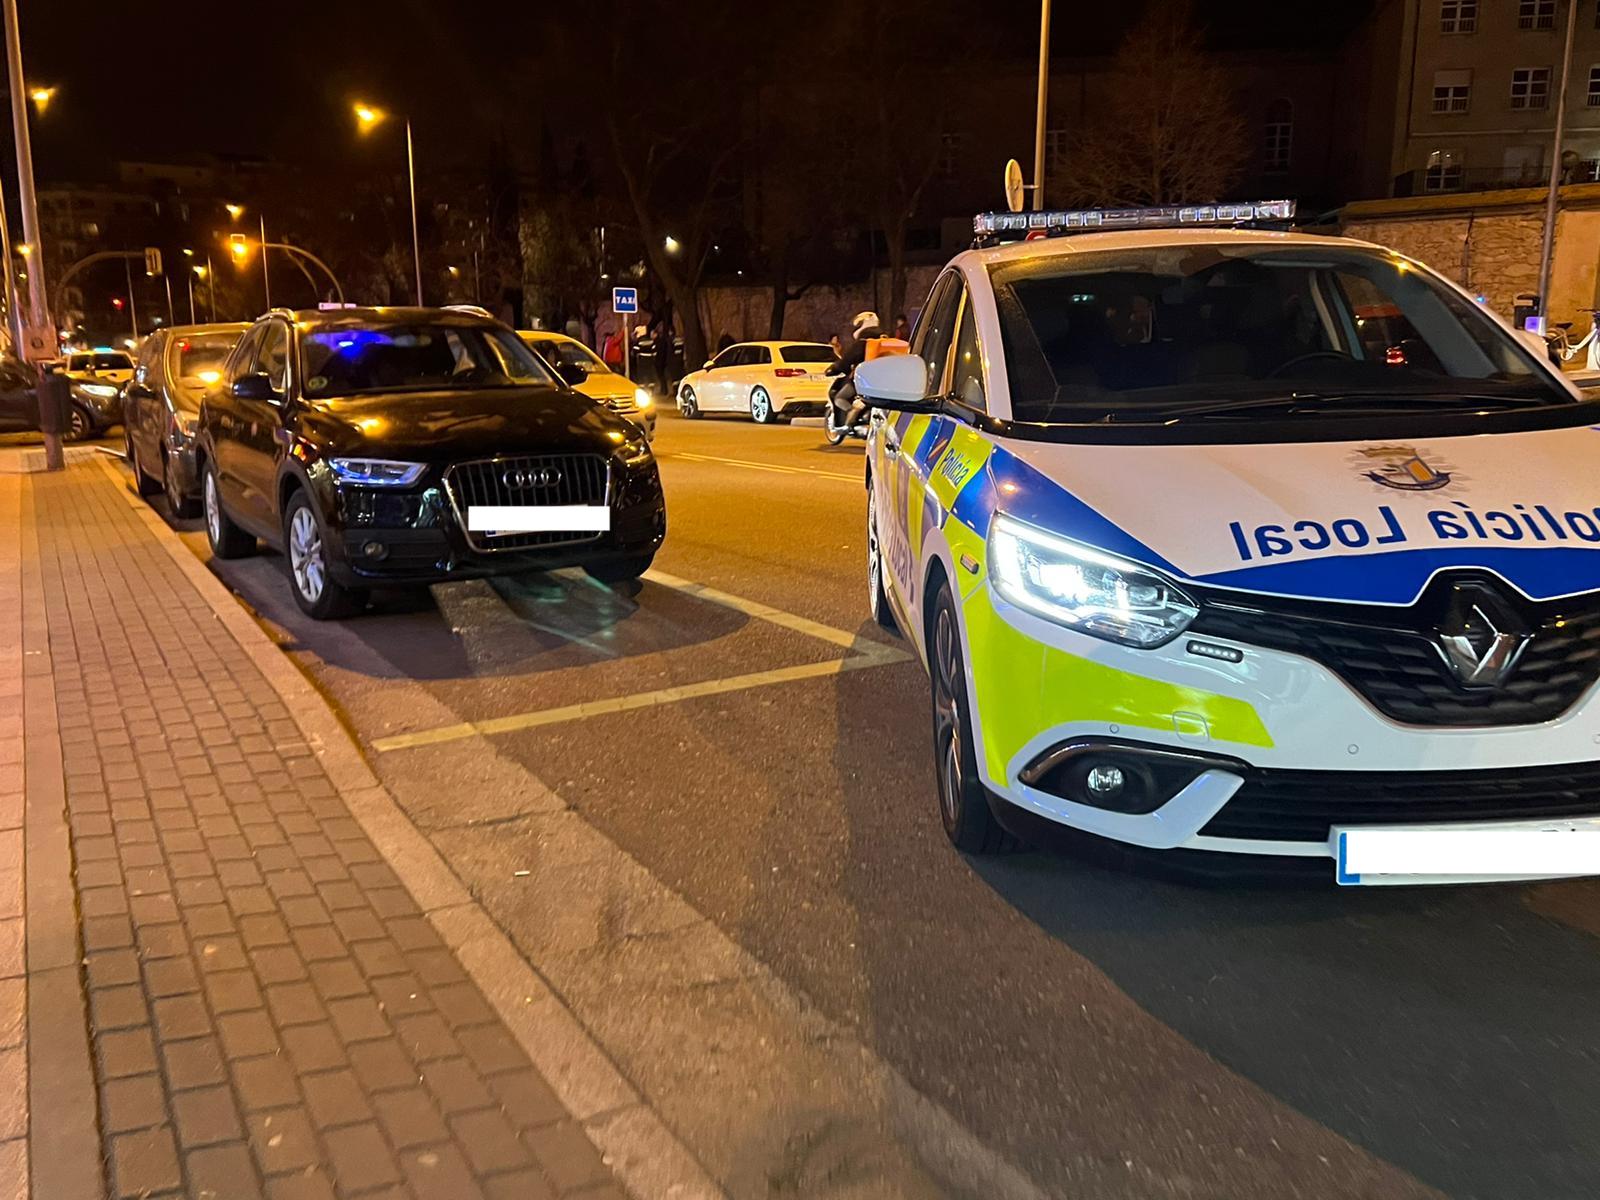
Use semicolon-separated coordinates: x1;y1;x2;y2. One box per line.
1127;389;1561;423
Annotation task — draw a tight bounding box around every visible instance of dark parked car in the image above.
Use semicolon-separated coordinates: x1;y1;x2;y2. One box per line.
124;322;250;516
0;357;120;440
0;358;39;433
195;307;666;619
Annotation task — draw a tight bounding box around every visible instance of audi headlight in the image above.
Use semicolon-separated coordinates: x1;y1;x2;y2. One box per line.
989;514;1197;648
615;433;652;468
79;382;120;399
328;458;426;487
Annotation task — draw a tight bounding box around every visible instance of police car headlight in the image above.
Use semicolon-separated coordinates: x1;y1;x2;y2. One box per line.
989;514;1197;648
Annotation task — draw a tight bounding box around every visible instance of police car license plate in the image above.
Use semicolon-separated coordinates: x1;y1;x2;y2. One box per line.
467;506;610;534
1334;821;1600;885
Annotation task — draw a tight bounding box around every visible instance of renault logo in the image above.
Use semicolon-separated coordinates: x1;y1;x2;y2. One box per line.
502;467;560;490
1434;582;1531;689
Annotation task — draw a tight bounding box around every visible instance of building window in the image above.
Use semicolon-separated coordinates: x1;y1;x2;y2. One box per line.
1441;0;1477;32
1519;0;1555;29
1264;99;1293;172
1590;65;1600;105
1424;150;1465;191
939;132;963;180
1433;70;1473;113
1511;66;1552;108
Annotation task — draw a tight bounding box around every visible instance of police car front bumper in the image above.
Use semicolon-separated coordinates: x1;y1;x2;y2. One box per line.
964;584;1600;883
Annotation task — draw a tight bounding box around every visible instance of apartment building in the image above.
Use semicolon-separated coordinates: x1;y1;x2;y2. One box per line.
1392;0;1600;193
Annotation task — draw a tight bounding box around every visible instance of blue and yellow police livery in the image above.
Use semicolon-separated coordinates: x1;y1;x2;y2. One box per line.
858;204;1600;884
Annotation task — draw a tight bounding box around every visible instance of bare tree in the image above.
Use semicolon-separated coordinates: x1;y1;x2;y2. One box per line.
1063;0;1249;206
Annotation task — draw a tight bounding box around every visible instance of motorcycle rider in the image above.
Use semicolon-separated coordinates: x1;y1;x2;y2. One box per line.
825;310;883;431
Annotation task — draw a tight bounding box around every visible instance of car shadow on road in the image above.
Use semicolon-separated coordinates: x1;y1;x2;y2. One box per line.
968;842;1600;1200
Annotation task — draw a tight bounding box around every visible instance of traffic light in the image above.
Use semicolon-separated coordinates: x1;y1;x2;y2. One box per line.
229;233;248;261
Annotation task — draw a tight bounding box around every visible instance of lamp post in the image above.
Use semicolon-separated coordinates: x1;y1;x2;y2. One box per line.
1032;0;1052;211
354;102;424;304
4;0;57;466
1536;0;1581;324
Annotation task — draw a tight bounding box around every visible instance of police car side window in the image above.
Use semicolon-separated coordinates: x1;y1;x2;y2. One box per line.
950;294;986;412
913;273;963;396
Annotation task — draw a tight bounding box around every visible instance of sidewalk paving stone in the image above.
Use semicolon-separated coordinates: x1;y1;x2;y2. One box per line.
18;459;633;1196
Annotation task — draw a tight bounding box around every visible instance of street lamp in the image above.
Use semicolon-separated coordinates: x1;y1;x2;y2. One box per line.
663;236;681;255
27;85;53;114
224;203;244;221
352;100;423;305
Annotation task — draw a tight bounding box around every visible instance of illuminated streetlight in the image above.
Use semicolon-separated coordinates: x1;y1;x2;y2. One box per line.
28;86;54;114
16;243;30;257
352;100;423;304
447;265;459;278
182;247;194;258
192;264;207;279
224;203;244;221
663;236;681;255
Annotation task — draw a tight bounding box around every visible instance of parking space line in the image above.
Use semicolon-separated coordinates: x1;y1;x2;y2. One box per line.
669;451;860;482
371;571;912;753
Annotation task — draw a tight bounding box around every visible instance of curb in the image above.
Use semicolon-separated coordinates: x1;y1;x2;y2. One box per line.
94;455;725;1200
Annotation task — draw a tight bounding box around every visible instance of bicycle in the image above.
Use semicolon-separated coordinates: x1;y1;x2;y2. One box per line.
1543;307;1600;369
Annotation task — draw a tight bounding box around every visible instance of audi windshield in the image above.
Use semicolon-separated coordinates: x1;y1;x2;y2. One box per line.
301;324;557;398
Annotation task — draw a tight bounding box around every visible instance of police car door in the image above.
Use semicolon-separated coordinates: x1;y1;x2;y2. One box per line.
873;270;963;616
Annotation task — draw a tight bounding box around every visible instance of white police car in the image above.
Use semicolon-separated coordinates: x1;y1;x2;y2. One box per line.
857;201;1600;884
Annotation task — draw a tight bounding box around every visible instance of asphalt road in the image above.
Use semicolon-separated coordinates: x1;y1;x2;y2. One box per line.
97;411;1600;1199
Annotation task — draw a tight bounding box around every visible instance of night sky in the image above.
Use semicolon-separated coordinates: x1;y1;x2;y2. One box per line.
12;0;1375;181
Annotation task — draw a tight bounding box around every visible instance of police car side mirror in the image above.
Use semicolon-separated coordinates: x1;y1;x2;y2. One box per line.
855;353;936;411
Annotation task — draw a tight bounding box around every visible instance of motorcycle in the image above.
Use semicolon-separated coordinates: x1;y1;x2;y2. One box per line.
823;375;868;445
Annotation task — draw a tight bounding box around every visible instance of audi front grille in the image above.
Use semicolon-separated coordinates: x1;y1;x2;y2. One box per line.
443;453;611;552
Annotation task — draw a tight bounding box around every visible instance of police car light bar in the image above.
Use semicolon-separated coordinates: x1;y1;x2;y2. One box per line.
973;200;1297;242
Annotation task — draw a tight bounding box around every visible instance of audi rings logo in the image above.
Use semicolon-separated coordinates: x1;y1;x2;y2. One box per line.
502;466;561;490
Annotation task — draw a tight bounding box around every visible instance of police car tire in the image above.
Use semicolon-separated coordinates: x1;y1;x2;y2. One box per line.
678;388;700;419
928;581;1017;854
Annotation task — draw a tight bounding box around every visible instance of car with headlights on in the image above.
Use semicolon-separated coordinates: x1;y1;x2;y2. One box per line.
124;322;249;515
676;340;837;423
64;348;134;387
857;200;1600;886
519;331;656;439
196;307;665;619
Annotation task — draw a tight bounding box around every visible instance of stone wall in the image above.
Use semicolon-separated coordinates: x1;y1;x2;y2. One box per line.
695;266;943;348
1341;184;1600;329
1342;213;1544;320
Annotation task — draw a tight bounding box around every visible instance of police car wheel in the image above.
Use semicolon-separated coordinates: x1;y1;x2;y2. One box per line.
928;582;1015;854
678;388;700;419
866;491;897;633
749;387;775;424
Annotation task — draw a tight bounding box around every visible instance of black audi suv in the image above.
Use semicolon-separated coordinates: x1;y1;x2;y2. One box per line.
195;307;666;619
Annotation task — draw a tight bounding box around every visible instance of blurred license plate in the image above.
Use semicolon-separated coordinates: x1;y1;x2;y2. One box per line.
467;505;610;533
1335;822;1600;885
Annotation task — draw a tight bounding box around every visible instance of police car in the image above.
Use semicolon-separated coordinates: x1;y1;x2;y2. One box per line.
855;201;1600;885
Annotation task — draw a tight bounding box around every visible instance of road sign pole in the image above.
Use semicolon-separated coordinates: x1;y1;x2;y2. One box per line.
622;313;631;380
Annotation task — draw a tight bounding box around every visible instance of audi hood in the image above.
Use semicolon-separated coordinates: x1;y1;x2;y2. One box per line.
977;425;1600;607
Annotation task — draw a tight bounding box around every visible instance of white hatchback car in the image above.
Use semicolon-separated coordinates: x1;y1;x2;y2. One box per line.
677;340;835;423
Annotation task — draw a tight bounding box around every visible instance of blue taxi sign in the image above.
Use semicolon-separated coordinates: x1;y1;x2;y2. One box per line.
612;287;638;314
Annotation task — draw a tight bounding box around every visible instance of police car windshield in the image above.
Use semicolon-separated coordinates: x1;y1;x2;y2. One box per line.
989;245;1568;424
301;324;556;398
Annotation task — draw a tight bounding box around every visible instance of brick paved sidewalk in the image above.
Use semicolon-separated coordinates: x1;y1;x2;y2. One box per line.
13;455;630;1200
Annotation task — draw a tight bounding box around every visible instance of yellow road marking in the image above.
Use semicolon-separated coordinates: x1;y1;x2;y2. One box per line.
372;571;912;753
669;451;859;483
